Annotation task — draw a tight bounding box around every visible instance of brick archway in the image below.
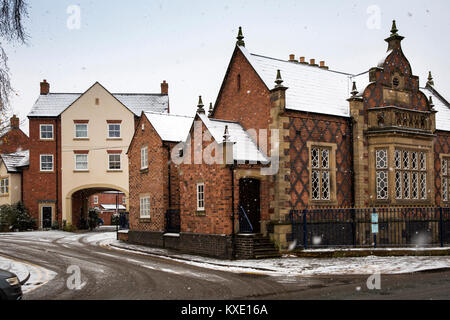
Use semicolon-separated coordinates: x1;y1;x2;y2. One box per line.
64;184;128;228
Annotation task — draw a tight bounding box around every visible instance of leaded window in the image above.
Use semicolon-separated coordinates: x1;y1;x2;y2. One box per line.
376;149;388;200
443;158;449;202
311;147;331;201
395;150;427;201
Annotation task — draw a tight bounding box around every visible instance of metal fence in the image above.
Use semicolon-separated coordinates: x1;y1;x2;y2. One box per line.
289;207;450;249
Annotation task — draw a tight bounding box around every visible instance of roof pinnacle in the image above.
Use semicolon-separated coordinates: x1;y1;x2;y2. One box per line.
274;69;284;88
236;26;245;47
391;20;399;36
427;71;434;87
197;96;205;114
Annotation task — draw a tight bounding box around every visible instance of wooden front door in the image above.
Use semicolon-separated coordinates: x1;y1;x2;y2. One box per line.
239;178;261;233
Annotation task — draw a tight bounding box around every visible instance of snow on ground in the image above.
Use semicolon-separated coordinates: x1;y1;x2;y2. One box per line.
0;255;56;294
107;238;450;276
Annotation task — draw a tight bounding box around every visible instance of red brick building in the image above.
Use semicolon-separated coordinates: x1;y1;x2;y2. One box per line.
88;191;127;225
126;22;450;259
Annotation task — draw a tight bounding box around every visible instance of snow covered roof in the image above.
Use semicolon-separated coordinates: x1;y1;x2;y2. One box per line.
238;46;354;117
144;112;194;142
100;204;126;211
0;150;29;173
198;113;268;163
28;93;169;117
421;86;450;131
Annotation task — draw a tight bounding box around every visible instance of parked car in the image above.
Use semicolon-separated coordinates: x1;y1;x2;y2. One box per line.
0;269;23;300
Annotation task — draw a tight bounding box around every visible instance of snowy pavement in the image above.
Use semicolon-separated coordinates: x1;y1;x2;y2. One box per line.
0;254;56;294
101;234;450;277
2;230;450;279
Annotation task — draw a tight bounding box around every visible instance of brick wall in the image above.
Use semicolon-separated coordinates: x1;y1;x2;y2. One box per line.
128;115;174;233
285;111;353;210
0;128;29;154
22;117;61;226
179;119;233;235
213;48;272;148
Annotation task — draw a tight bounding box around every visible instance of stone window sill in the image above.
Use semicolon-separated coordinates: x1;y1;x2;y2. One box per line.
107;170;123;173
140;168;149;174
139;218;151;223
196;210;206;216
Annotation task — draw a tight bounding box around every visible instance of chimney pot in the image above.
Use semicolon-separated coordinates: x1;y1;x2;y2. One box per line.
310;59;317;66
161;80;168;95
289;54;296;62
10;115;19;129
40;79;50;95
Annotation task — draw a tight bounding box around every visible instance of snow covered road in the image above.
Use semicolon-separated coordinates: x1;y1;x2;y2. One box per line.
0;230;449;300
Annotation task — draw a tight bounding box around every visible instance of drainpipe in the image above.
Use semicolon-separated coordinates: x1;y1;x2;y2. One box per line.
230;163;236;259
55;118;59;227
164;144;172;209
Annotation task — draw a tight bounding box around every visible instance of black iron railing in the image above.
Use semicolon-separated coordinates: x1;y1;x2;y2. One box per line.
238;206;254;234
289;207;450;249
165;209;180;233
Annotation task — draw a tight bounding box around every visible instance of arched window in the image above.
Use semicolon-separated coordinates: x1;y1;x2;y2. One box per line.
237;74;241;91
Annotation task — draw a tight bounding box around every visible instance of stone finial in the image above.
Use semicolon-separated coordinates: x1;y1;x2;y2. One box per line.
208;102;213;117
197;96;205;114
429;96;435;109
236;26;245;47
275;69;284;88
351;81;358;96
390;20;399;36
427;71;434;87
223;125;230;142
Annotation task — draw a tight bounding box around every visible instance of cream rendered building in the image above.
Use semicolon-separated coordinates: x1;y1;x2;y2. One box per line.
26;80;169;228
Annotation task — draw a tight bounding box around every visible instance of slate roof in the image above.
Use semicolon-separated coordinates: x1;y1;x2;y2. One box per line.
198;113;268;163
422;86;450;131
28;92;169;117
237;46;450;131
239;46;354;117
0;150;29;173
144;112;194;142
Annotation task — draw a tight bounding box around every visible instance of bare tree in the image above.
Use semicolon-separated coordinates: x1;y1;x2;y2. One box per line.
0;0;28;133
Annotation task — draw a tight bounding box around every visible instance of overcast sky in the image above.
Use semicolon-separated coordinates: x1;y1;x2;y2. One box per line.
5;0;450;132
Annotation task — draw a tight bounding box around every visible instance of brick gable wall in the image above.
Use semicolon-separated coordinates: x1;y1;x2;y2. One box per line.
213;48;272;140
0;128;29;154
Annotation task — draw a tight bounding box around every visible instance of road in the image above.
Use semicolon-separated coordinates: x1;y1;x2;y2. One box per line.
0;231;449;300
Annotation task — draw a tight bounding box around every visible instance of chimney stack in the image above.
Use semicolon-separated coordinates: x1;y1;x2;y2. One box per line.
40;79;50;95
10;115;19;129
289;54;296;62
319;61;329;70
161;80;168;95
299;57;308;64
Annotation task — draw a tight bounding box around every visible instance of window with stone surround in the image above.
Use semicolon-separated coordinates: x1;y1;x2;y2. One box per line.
394;150;427;201
311;147;331;201
442;157;450;202
376;149;388;200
